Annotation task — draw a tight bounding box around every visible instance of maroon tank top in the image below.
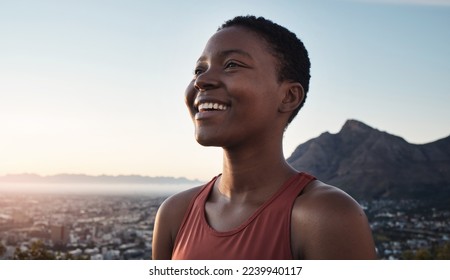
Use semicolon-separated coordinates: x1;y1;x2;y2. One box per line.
172;172;316;260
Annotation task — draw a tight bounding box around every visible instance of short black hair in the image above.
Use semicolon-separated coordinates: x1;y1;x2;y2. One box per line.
218;15;311;125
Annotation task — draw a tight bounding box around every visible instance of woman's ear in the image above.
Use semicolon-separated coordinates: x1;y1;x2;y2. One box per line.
278;82;305;114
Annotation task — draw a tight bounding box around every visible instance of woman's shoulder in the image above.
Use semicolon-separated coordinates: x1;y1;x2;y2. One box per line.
291;180;377;259
157;185;205;224
152;185;204;259
296;179;363;212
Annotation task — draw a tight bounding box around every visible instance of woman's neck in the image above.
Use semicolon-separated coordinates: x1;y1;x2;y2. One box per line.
217;143;297;201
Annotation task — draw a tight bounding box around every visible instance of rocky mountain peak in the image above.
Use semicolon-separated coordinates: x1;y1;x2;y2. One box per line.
287;119;450;201
340;119;374;134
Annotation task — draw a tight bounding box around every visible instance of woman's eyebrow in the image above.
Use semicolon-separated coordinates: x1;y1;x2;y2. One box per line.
196;49;253;63
219;49;253;60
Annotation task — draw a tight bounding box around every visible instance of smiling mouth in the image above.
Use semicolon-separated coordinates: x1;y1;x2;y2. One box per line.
197;102;228;112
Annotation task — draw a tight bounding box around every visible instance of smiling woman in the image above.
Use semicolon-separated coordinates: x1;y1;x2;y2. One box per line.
185;27;294;149
152;15;377;260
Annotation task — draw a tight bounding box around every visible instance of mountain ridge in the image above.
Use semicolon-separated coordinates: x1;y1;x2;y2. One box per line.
287;119;450;201
0;173;201;185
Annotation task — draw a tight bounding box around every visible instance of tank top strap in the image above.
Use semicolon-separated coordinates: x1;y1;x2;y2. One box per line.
197;172;315;218
196;175;218;202
277;172;316;202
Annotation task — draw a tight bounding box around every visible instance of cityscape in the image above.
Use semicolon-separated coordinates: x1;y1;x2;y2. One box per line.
0;192;162;260
0;190;449;260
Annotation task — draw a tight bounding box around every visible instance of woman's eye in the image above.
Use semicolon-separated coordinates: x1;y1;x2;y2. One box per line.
193;68;204;75
225;61;239;69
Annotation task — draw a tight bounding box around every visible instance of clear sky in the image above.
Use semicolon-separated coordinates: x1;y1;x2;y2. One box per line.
1;0;449;181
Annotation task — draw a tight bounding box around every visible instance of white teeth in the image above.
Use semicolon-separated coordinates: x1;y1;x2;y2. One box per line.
198;102;228;111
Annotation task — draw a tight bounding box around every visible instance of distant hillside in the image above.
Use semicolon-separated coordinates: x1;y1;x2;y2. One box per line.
287;120;450;202
0;173;201;185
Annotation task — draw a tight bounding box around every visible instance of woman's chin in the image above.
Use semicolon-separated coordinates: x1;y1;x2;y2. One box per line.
195;132;225;147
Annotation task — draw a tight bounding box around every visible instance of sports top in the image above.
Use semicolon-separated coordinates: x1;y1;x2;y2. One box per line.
171;172;316;259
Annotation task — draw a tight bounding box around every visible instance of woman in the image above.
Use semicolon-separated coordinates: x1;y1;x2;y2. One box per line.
152;15;377;260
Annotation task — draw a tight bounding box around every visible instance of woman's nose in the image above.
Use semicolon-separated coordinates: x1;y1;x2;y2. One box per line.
194;69;219;92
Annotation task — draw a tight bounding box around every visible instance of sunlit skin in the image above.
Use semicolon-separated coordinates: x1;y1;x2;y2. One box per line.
152;26;377;259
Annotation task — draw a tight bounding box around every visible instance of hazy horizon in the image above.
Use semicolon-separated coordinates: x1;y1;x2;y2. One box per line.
1;117;449;180
0;172;203;182
0;181;198;196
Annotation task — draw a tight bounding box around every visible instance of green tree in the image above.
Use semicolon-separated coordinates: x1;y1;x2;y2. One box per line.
415;248;433;260
402;242;450;260
401;250;415;260
13;240;55;260
435;242;450;260
0;243;6;257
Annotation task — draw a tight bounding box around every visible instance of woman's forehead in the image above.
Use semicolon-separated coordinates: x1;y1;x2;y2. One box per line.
201;26;270;58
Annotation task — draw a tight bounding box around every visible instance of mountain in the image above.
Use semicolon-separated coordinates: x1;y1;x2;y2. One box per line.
287;119;450;202
0;173;201;185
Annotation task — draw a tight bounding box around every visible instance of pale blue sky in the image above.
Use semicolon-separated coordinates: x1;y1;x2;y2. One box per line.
0;0;449;181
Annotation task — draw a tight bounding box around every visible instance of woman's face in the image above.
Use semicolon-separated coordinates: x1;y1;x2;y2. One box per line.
185;26;286;149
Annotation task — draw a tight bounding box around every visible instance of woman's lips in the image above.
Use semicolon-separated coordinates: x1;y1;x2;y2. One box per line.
195;102;229;120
